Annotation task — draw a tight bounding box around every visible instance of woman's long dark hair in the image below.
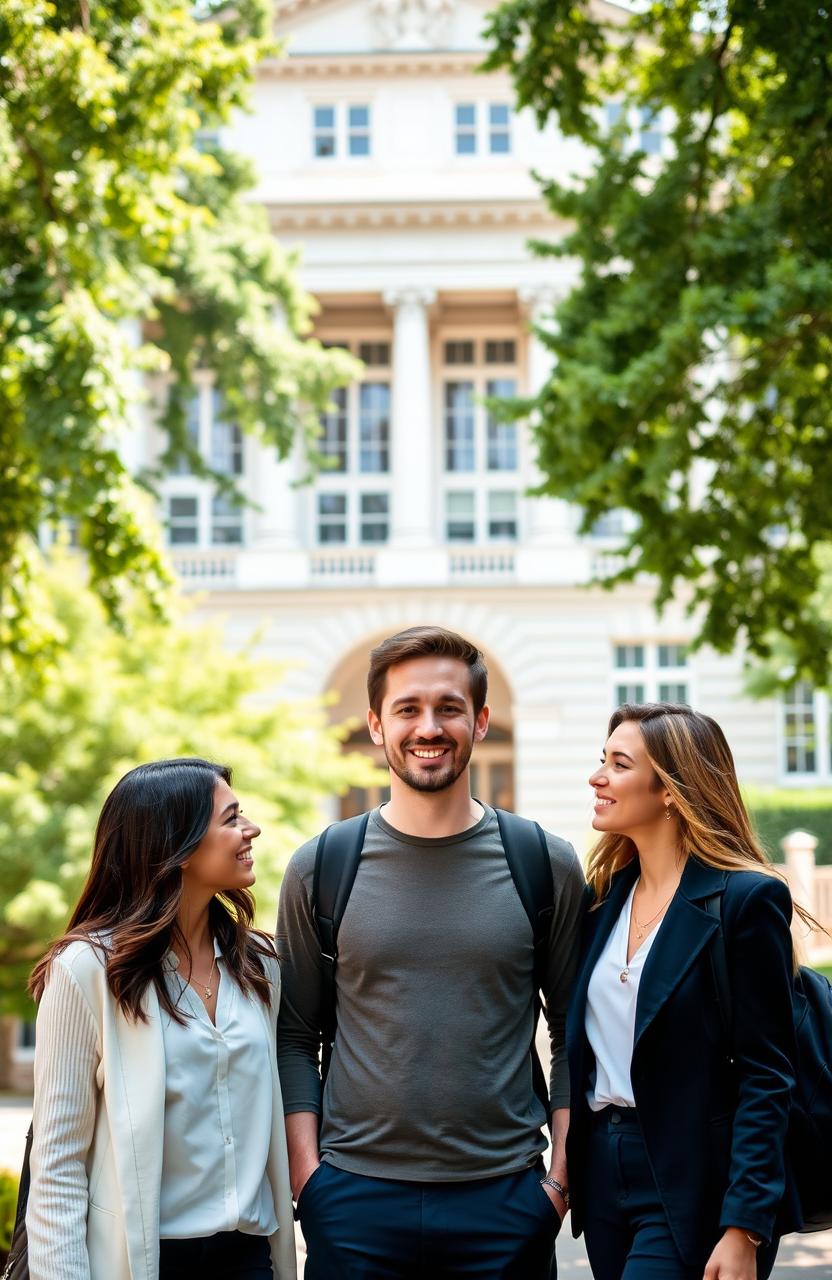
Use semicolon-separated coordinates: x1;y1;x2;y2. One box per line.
30;758;274;1022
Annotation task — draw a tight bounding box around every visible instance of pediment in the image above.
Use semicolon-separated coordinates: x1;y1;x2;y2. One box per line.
276;0;627;56
276;0;494;56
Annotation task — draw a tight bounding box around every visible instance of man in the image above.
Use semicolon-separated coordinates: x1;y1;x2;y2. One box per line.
276;625;585;1278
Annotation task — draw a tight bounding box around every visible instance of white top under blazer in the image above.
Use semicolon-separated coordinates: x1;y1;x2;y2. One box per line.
585;881;665;1111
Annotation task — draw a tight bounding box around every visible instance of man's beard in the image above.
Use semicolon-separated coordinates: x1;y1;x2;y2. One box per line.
383;737;474;793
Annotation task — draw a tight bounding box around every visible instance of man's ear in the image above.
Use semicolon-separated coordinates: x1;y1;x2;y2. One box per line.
474;703;490;743
367;707;384;747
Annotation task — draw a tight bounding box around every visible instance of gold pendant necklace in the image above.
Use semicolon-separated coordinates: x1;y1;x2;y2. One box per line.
190;955;218;1001
633;892;674;941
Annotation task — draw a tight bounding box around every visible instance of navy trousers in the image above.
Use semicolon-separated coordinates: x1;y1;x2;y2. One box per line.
583;1108;779;1280
158;1229;273;1279
298;1161;561;1279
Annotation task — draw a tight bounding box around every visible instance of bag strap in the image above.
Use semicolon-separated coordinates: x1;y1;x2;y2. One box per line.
494;807;555;1116
312;811;371;1083
704;892;733;1051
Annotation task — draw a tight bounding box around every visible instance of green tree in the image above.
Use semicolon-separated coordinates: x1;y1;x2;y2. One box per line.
0;0;357;663
0;553;379;1023
484;0;832;683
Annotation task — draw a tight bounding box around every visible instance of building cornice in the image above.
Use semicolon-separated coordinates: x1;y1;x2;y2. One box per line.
261;49;485;78
267;197;558;232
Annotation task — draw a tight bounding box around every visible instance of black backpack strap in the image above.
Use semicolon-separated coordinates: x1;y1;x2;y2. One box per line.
312;811;371;1083
494;808;555;1117
704;892;733;1052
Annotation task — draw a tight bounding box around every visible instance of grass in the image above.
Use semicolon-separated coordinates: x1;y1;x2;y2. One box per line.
812;963;832;981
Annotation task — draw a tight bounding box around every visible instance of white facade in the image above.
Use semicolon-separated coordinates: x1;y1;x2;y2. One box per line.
144;0;808;854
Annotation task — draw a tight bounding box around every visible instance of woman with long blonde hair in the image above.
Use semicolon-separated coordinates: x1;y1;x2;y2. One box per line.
565;703;806;1280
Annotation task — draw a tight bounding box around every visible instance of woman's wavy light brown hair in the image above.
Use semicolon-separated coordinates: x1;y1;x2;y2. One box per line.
30;758;274;1022
587;703;820;938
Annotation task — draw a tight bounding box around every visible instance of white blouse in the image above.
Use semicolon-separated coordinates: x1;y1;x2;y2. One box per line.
160;940;277;1239
585;882;665;1112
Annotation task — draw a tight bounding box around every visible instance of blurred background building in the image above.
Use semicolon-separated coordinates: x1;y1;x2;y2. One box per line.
127;0;825;852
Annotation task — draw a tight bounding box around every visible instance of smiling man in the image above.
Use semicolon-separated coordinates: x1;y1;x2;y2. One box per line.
276;626;585;1279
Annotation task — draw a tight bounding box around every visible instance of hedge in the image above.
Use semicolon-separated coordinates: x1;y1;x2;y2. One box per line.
744;788;832;864
0;1168;18;1264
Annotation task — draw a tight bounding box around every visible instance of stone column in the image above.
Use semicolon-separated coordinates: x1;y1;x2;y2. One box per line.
383;288;437;548
514;290;573;570
251;438;298;550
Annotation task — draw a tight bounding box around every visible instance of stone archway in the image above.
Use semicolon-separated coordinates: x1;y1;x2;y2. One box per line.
325;631;516;818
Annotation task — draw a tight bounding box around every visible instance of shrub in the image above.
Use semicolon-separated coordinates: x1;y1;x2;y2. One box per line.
0;1167;19;1262
745;788;832;864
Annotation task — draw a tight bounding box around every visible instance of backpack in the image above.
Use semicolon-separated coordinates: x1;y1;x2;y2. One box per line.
705;893;832;1233
311;808;555;1112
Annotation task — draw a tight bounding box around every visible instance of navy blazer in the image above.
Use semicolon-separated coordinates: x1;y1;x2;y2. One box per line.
565;856;802;1263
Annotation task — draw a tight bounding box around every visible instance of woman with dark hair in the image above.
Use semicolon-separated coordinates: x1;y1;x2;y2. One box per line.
565;704;811;1280
26;758;296;1280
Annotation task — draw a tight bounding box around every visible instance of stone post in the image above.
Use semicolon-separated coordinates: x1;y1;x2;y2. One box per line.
782;828;818;921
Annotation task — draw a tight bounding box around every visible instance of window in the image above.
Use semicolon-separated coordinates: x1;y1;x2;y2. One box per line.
315;492;390;545
454;103;512;155
606;101;624;129
455;103;476;154
440;335;520;543
360;493;389;543
783;682;818;775
603;102;662;154
359;342;390;366
487;491;517;539
164;379;248;551
615;644;645;669
314;104;372;159
659;683;689;704
590;510;628;538
485;339;516;364
313;337;392;546
488;103;511;153
168;496;199;545
348;105;371;156
320;387;349;471
313;105;336;157
616;683;646;707
639;107;662;155
211;494;243;545
486;379;518;470
210;393;243;476
318;493;348;544
612;643;690;709
445;382;476;471
658;644;687;669
359;384;390;473
446;492;476;541
444;340;475;365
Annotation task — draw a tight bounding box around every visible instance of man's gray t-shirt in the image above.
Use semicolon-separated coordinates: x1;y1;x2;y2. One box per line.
276;804;585;1182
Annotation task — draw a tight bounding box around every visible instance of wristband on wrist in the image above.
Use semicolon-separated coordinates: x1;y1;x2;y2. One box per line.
540;1175;570;1208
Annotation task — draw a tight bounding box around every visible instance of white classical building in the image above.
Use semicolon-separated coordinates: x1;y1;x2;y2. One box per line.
142;0;821;852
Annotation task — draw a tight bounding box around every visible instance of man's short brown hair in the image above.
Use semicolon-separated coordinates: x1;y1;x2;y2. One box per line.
367;626;488;716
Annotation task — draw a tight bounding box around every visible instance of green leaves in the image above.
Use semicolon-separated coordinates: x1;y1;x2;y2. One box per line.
0;0;355;658
0;553;381;1016
487;0;832;685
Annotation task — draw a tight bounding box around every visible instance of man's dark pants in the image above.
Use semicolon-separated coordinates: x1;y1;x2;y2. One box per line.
298;1161;560;1279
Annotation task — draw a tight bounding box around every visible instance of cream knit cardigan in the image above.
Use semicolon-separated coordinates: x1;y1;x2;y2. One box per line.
26;939;297;1280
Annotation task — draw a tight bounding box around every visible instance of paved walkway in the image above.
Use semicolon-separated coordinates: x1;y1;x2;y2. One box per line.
2;1096;830;1276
